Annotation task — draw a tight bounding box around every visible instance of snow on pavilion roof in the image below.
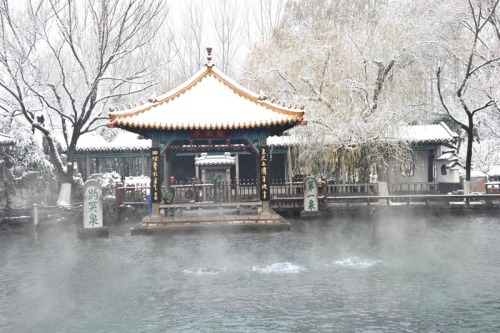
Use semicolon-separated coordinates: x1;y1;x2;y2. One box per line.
195;152;236;166
108;65;305;131
0;133;15;146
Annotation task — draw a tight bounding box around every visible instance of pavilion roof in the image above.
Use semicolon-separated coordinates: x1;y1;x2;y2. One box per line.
108;64;305;131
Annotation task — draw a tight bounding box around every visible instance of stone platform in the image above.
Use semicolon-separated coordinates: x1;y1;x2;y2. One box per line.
131;211;289;235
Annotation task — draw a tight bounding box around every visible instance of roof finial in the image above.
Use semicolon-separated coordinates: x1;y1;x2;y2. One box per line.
206;47;213;67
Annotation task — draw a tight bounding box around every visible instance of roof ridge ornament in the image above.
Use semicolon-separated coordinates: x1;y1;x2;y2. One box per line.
206;47;214;68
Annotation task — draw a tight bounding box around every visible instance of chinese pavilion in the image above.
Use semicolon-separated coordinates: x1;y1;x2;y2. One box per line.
108;48;305;231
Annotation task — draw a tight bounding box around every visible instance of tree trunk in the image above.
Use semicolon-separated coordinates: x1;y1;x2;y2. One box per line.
464;115;474;194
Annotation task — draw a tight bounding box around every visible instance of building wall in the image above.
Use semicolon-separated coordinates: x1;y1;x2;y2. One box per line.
435;145;461;184
389;149;434;184
389;145;462;187
0;164;59;212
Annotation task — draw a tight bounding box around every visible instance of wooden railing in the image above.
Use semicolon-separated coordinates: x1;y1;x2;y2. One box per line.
159;201;262;217
327;194;500;207
327;182;378;195
115;179;465;210
170;179;310;203
113;180;500;216
389;182;438;194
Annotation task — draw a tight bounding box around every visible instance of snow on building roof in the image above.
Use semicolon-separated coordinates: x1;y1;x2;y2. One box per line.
0;133;15;146
268;122;459;148
488;166;500;177
76;130;151;152
437;150;458;161
108;64;305;131
397;122;459;145
195;152;235;166
267;135;298;147
471;170;487;177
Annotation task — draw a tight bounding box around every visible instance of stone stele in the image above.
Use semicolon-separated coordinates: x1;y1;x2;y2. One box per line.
79;179;108;238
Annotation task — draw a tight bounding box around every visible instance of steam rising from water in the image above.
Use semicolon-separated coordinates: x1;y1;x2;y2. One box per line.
1;212;499;332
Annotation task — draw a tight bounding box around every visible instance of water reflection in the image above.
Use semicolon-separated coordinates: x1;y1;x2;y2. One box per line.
0;211;499;332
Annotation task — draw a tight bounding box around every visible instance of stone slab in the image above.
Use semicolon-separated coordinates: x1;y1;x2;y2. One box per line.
77;227;109;239
131;215;290;235
300;210;322;217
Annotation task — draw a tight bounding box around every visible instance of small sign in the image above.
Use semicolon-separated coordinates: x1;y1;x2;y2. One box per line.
259;145;270;201
83;180;103;228
303;176;318;212
151;147;161;203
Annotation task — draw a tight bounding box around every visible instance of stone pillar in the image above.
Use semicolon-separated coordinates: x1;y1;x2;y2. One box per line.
235;152;240;201
164;151;171;188
201;169;207;201
86;153;91;181
140;151;146;176
115;182;124;217
195;153;200;179
225;167;231;202
287;146;293;183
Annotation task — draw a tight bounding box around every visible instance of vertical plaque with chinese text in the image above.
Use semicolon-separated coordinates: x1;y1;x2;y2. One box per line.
150;147;161;203
259;145;270;201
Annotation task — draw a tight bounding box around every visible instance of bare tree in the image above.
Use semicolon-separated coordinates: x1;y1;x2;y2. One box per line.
250;0;287;43
209;0;248;75
437;0;500;192
166;0;207;81
0;0;167;194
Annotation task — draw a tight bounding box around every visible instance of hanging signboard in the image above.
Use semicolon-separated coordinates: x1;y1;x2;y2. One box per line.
150;147;161;203
189;129;229;140
259;145;270;201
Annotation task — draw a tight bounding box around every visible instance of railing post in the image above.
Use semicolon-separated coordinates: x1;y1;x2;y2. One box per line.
235;178;240;201
322;177;328;210
486;195;492;206
115;182;124;217
32;204;39;226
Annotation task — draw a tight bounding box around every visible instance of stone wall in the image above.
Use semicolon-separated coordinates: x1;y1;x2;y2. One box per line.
0;163;59;213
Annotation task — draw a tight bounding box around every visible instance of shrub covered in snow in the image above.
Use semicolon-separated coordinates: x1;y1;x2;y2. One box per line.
488;166;500;182
124;175;150;187
9;125;54;176
90;172;121;196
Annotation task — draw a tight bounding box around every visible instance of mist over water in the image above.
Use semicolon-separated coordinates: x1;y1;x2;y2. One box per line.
1;212;499;332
